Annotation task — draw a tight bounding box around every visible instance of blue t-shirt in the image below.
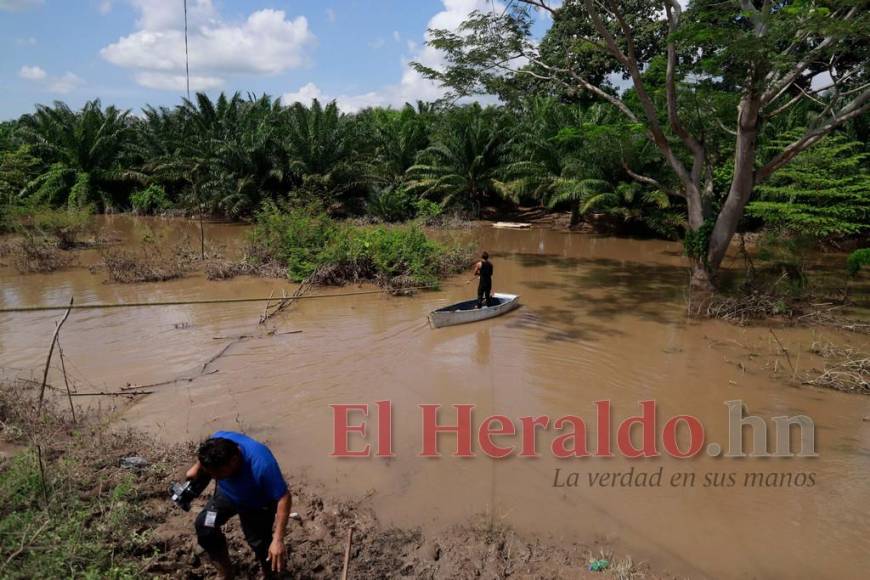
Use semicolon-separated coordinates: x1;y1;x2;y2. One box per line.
211;431;288;509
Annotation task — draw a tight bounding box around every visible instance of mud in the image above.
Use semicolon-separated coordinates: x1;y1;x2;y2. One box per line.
0;382;647;579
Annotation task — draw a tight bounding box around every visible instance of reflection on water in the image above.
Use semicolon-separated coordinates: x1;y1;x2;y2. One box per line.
1;216;869;579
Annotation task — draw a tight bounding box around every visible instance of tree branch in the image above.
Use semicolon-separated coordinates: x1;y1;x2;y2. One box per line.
622;160;683;199
761;6;858;107
756;89;870;183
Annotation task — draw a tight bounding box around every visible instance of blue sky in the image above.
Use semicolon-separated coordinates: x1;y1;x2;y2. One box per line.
1;0;533;120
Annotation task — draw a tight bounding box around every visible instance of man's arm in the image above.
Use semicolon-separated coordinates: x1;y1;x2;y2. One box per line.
473;261;481;276
185;460;202;480
268;491;292;572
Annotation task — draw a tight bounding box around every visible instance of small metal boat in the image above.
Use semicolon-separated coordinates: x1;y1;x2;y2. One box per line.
428;293;520;328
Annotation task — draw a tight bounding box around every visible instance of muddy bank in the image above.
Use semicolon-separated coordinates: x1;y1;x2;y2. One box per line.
0;381;653;579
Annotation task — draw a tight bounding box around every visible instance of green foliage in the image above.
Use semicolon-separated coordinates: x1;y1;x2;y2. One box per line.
847;248;870;277
413;198;443;223
406;104;514;216
367;185;416;222
0;451;142;579
131;184;172;215
363;104;432;186
2;87;862;252
684;219;716;264
251;203;338;280
284;99;366;205
18;100;142;210
249;203;465;286
748;132;869;238
0;145;42;204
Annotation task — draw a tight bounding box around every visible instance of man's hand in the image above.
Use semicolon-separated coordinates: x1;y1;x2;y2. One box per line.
185;461;201;481
267;538;285;573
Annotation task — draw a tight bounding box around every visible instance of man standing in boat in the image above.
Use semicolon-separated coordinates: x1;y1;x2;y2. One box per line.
473;251;494;308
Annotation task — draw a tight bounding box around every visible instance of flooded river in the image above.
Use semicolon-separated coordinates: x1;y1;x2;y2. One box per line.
1;215;868;579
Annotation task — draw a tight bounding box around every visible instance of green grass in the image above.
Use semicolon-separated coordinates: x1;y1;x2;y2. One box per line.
0;449;151;578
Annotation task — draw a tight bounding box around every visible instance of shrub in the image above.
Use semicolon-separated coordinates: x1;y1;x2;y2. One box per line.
367;185;415;223
131;184;172;215
413;198;443;223
249;203;471;288
847;248;870;277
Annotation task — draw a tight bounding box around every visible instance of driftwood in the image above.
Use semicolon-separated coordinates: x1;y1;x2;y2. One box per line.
120;369;219;391
38;296;73;413
212;330;302;340
260;269;320;325
69;390;154;397
768;329;796;375
341;527;354;580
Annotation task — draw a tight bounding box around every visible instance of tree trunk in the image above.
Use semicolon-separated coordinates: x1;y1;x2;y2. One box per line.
707;94;761;272
689;258;716;294
569;205;580;227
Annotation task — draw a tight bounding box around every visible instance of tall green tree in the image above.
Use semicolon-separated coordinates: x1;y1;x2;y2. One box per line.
415;0;870;291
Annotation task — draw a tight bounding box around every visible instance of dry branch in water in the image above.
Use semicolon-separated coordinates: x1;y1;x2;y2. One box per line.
98;243;194;283
9;237;74;273
804;341;869;394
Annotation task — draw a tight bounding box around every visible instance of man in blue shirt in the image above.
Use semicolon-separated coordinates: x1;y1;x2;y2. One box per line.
186;431;292;579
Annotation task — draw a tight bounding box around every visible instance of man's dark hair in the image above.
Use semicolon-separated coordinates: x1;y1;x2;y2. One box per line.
481;251;489;260
197;437;240;470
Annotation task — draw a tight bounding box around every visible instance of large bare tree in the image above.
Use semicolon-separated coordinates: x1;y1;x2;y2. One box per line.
416;0;869;291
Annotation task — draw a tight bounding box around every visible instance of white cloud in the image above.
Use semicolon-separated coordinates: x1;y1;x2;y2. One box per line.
101;2;315;91
18;65;46;80
19;65;83;93
0;0;43;12
325;7;336;23
49;72;85;94
135;72;223;91
282;82;323;105
128;0;216;32
98;0;112;15
321;0;503;111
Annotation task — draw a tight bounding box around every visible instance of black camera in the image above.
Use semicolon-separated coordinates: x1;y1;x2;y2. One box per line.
169;475;211;511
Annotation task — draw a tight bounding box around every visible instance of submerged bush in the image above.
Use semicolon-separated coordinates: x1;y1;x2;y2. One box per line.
249;203;471;287
99;241;193;283
12;206;93;249
9;234;74;273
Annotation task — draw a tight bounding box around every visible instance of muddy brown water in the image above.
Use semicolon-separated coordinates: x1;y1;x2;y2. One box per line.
1;215;869;579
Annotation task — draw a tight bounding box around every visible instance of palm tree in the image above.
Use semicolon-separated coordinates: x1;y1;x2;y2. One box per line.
406;105;514;216
500;99;625;206
283;99;365;206
18;100;141;210
367;104;430;186
542;177;614;226
136;93;291;219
